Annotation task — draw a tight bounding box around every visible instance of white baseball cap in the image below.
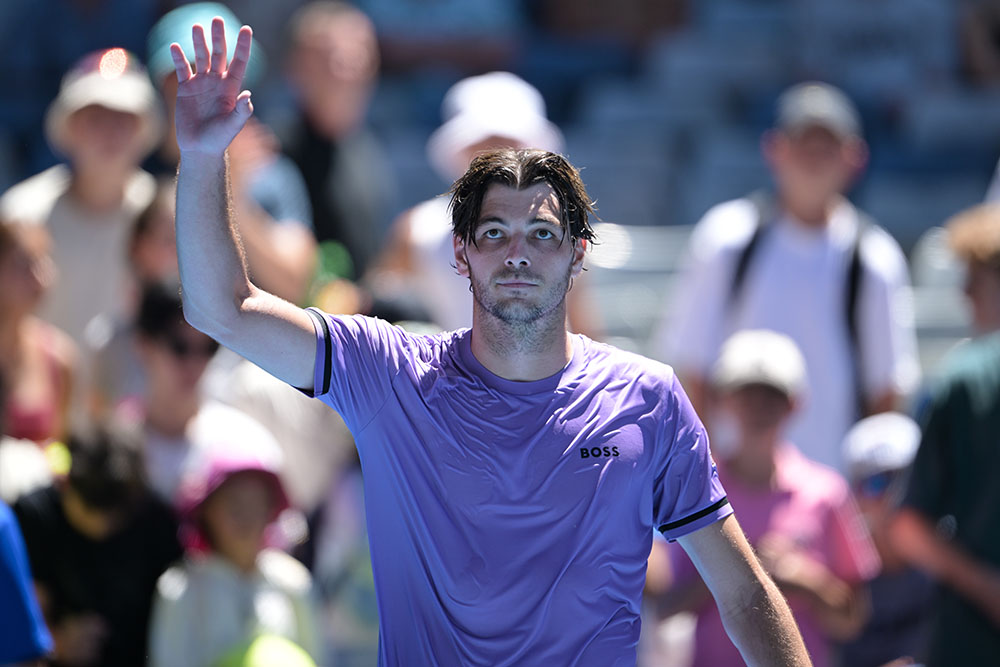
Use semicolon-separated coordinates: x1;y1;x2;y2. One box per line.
711;329;808;400
842;412;920;482
426;71;563;181
44;48;164;158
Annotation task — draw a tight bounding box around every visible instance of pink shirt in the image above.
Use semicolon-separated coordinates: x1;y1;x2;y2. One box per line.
669;443;880;667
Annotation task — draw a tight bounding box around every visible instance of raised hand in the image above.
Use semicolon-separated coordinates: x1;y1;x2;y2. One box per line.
169;17;253;157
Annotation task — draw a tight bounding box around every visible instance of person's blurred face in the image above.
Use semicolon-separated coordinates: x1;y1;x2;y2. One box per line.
0;225;55;317
719;383;795;447
963;260;1000;334
289;12;378;137
139;323;219;396
764;125;866;208
201;471;276;564
64;105;145;168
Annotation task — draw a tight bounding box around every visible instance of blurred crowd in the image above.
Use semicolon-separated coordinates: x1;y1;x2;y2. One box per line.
1;0;1000;666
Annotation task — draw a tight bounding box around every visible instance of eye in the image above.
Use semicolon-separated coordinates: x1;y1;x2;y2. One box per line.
481;228;503;240
534;228;557;240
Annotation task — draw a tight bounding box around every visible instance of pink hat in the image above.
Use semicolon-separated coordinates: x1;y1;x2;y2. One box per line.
176;421;290;553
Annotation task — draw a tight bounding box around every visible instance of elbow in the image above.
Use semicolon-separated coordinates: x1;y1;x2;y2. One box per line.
180;285;249;341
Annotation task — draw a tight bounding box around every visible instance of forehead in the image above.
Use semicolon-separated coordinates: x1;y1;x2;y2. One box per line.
478;182;562;224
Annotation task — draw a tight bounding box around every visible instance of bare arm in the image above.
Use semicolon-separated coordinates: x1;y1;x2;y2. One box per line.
170;19;315;389
677;515;812;666
890;507;1000;628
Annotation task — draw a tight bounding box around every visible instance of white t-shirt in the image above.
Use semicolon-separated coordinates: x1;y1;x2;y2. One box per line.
660;197;920;471
0;165;155;348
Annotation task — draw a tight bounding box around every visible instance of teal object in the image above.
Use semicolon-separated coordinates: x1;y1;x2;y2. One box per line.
146;2;266;87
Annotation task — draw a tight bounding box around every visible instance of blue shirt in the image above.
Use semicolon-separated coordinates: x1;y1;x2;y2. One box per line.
304;313;731;665
0;501;52;662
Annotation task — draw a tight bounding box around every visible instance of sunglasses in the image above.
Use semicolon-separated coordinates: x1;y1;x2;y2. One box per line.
161;335;219;360
853;470;900;499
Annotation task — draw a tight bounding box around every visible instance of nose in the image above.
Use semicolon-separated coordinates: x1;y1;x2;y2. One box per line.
504;234;530;269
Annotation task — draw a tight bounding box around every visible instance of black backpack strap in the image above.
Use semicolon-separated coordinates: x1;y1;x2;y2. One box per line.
728;190;776;309
846;208;874;417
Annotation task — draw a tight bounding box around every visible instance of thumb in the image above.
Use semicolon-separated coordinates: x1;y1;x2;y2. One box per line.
234;91;254;119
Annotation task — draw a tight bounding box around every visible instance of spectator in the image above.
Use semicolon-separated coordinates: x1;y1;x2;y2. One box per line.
659;81;920;473
128;280;293;512
0;48;161;351
13;422;181;666
366;71;601;337
890;202;1000;665
147;2;317;304
960;0;1000;88
281;1;396;278
658;330;880;667
839;412;934;667
0;48;162;428
0;216;75;444
149;431;321;666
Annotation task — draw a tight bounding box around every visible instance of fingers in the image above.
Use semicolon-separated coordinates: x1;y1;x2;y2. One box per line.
169;43;193;82
192;23;210;74
210;17;227;74
225;25;253;88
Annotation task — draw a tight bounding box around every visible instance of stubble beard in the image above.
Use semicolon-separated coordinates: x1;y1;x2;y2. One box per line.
470;264;572;326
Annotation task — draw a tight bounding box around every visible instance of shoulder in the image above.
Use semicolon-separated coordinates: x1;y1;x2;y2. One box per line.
856;213;909;280
689;197;760;259
578;337;682;399
258;549;313;595
31;318;77;376
0;165;70;222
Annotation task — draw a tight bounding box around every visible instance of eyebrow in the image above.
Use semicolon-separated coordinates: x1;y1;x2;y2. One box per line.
476;215;563;227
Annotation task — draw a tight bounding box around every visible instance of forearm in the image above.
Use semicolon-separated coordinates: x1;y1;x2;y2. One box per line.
892;508;1000;613
175;151;253;336
720;573;812;667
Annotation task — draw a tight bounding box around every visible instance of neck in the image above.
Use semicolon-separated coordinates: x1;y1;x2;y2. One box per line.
144;390;199;437
470;308;572;381
69;165;131;212
726;437;779;489
780;193;841;228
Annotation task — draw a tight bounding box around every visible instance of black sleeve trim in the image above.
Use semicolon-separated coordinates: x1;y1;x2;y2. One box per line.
307;309;333;396
658;497;730;533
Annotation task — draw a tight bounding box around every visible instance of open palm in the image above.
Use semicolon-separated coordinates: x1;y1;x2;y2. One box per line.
170;17;254;156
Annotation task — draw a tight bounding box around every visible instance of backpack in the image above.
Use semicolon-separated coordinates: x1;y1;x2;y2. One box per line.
727;191;873;416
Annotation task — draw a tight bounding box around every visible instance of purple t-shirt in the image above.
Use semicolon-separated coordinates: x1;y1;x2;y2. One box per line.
304;311;730;665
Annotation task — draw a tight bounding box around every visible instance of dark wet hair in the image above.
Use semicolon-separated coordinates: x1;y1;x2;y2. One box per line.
448;148;598;246
67;421;146;511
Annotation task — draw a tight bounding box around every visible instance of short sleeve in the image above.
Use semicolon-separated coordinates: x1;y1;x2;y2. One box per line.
302;309;413;432
0;503;53;662
654;374;732;541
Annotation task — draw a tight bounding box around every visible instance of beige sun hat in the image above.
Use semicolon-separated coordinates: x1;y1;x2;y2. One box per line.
44;48;164;158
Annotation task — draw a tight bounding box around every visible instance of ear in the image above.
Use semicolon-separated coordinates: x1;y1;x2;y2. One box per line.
452;235;470;278
570;238;587;277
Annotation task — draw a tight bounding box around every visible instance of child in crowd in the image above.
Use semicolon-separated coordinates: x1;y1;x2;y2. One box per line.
13;422;181;666
149;440;322;666
658;330;881;667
